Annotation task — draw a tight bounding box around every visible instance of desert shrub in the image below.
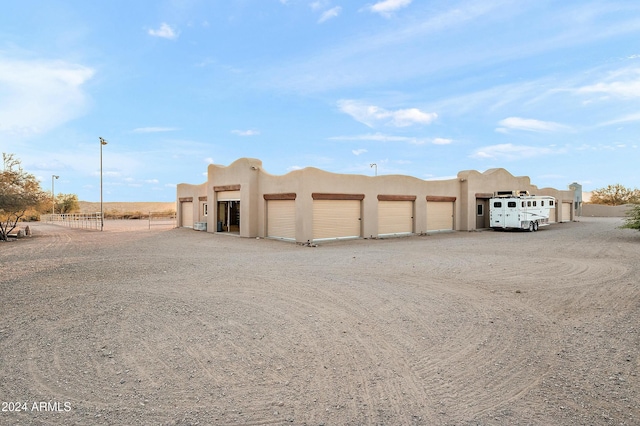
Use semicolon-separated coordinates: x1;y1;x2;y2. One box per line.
620;204;640;231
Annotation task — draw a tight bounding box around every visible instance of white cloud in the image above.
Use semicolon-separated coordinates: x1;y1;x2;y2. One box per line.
577;80;640;98
0;57;94;137
148;23;179;40
310;1;330;11
204;157;215;164
231;129;260;136
330;132;448;145
497;117;569;133
331;133;413;142
318;6;341;23
145;179;159;184
352;149;368;155
366;0;412;17
575;67;640;98
432;137;453;145
470;143;560;161
599;111;640;126
288;165;303;171
337;100;437;127
133;127;178;133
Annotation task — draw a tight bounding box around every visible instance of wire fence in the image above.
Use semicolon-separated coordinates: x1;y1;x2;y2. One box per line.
148;211;177;229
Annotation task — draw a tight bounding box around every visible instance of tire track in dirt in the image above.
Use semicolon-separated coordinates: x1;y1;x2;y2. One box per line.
211;269;450;423
3;219;639;425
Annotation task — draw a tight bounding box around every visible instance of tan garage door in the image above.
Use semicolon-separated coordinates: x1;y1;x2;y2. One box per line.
426;201;454;231
267;200;296;240
561;202;572;222
313;200;361;240
548;207;556;223
217;190;240;201
181;201;193;228
378;201;413;235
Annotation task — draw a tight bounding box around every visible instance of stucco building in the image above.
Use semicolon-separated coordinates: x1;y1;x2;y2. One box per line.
176;158;575;242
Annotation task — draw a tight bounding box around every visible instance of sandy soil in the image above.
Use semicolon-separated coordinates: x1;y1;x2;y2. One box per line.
1;217;638;425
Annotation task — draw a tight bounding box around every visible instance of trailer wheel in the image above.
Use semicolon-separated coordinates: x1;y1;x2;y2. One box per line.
533;221;539;232
528;221;534;232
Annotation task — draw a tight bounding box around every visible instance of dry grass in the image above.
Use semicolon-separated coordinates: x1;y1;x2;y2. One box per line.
77;201;175;214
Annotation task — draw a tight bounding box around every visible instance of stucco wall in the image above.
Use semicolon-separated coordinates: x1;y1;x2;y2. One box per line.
176;158;576;242
457;168;574;227
176;181;207;228
257;167;460;241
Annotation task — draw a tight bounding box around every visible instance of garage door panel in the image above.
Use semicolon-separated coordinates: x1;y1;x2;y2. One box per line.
217;190;241;201
313;200;360;240
378;201;413;235
181;202;193;228
426;201;453;231
561;202;571;222
267;200;296;239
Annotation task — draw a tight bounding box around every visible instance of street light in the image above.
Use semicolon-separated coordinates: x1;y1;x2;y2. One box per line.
52;175;59;214
99;137;108;231
370;163;377;176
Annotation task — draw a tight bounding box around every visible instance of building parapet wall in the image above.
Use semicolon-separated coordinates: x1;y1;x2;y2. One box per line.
176;158;576;241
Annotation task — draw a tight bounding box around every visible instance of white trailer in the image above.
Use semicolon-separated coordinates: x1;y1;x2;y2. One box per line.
489;191;556;232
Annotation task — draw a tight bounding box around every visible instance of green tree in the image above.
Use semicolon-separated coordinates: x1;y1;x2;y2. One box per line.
621;204;640;231
590;184;640;206
0;153;47;241
55;193;80;214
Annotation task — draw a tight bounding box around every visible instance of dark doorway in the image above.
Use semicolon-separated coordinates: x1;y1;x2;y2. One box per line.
476;199;490;229
217;201;240;233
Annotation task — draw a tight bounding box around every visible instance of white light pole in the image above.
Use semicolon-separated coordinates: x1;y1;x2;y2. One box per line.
52;175;59;214
370;163;377;176
99;137;108;231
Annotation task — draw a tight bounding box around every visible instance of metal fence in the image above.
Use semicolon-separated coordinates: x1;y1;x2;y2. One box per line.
43;213;102;230
148;211;177;229
43;212;177;230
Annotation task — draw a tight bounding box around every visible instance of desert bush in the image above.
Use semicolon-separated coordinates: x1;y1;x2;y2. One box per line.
621;204;640;231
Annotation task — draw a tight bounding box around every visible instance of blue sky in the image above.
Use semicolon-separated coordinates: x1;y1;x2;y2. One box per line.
1;0;639;202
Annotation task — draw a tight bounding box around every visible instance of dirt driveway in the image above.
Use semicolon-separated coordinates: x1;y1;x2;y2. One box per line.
1;217;638;425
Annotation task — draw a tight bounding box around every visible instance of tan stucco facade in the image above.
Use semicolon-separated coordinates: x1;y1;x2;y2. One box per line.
176;158;575;242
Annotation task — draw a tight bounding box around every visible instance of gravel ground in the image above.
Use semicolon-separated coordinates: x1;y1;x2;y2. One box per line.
0;217;638;425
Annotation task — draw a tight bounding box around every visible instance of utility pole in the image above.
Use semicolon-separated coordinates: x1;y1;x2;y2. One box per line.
52;175;59;214
99;137;108;231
